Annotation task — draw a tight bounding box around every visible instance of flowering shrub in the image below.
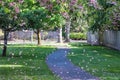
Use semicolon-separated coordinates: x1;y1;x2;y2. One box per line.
87;0;120;31
109;5;120;30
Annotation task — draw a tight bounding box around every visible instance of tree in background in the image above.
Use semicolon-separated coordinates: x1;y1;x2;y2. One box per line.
22;8;48;45
107;1;120;30
69;0;88;39
49;2;65;43
59;0;87;42
33;0;88;43
37;0;65;43
0;0;25;56
86;0;118;45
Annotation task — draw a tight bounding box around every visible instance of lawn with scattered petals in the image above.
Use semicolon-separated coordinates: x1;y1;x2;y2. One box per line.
68;42;120;80
0;44;60;80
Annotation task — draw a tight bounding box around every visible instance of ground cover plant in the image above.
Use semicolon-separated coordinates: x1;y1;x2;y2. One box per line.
68;42;120;80
0;44;60;80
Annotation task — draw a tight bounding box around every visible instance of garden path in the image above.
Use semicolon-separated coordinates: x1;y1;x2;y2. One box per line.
46;45;99;80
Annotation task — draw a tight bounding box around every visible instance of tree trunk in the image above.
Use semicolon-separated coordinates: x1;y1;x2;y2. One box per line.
65;21;71;42
98;30;104;45
57;27;63;43
31;30;34;43
37;29;41;45
2;31;9;57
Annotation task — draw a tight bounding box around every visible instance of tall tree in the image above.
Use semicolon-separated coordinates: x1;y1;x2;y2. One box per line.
0;0;25;56
86;0;118;45
35;0;86;42
22;0;65;44
22;8;48;45
58;0;87;42
37;0;65;43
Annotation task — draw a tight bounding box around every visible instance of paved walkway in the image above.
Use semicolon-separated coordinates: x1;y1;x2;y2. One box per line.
46;47;99;80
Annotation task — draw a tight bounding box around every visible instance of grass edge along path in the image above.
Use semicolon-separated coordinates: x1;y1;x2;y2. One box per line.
68;42;120;80
0;44;60;80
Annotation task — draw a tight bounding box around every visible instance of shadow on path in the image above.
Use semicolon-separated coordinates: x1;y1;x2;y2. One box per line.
46;47;99;80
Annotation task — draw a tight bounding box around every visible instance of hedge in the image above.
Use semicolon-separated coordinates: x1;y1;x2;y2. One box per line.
70;32;86;40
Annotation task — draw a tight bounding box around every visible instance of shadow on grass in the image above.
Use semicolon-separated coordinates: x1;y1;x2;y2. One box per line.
0;45;60;80
68;42;120;80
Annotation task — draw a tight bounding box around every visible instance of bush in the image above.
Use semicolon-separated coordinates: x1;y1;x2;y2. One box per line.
70;32;86;40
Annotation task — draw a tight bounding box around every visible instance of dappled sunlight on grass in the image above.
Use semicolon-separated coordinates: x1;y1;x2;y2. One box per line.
0;44;60;80
0;65;24;68
68;42;120;80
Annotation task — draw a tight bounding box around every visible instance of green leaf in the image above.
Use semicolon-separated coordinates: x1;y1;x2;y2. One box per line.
4;7;10;13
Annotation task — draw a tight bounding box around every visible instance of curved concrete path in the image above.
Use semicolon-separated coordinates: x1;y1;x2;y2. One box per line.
46;47;99;80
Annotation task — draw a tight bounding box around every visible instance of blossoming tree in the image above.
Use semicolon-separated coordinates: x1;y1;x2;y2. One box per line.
86;0;119;44
36;0;66;43
0;0;25;56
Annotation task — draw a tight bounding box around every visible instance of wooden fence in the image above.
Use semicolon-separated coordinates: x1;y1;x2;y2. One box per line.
87;30;120;50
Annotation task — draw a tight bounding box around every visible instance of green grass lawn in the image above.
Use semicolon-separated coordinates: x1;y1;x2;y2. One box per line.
0;44;60;80
68;42;120;80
